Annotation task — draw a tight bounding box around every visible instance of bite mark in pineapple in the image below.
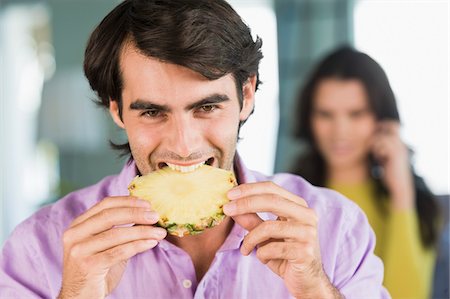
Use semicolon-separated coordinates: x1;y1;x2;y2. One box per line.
128;165;237;237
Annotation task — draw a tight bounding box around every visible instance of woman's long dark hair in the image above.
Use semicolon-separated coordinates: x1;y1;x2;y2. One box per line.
292;46;440;248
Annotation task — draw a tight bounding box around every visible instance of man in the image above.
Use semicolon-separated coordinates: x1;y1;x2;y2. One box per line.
0;0;389;298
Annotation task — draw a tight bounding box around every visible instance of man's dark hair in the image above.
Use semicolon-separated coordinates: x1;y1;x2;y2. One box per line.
84;0;263;154
292;46;441;248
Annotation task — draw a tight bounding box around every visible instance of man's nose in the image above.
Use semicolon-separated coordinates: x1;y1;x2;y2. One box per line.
167;115;201;158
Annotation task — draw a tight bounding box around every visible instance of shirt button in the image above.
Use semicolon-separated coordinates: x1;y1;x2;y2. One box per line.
182;279;192;288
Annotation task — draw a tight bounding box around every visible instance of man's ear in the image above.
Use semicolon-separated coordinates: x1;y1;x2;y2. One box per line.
109;100;125;129
239;75;257;121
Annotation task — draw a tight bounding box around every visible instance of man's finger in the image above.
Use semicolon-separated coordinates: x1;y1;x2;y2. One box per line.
230;213;264;233
228;181;308;207
68;207;159;243
70;196;151;228
74;225;167;256
223;194;316;222
256;241;314;265
93;239;159;269
240;220;315;255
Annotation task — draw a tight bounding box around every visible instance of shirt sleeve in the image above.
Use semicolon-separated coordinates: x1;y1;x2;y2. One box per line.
333;205;391;299
383;210;436;299
0;225;52;298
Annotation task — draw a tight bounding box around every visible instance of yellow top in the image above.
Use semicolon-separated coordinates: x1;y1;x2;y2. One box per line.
328;180;436;299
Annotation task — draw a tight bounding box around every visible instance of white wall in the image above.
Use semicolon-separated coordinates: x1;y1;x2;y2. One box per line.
229;0;279;175
354;0;449;195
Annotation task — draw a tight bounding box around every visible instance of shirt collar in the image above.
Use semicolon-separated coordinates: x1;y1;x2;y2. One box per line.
110;158;140;196
233;153;256;185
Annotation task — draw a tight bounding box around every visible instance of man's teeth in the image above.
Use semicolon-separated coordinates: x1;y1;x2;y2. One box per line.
166;161;206;173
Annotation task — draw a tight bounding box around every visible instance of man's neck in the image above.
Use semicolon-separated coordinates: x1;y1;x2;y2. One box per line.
166;217;234;281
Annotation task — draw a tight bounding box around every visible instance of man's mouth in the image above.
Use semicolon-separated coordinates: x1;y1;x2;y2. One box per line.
157;157;215;172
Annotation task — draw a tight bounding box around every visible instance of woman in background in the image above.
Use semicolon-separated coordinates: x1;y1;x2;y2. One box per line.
293;46;440;298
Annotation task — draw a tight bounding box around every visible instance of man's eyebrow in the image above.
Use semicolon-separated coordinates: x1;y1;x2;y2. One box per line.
129;94;230;112
129;100;170;112
186;94;230;110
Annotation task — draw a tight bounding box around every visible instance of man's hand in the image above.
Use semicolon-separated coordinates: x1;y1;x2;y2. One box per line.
223;182;343;299
58;196;167;299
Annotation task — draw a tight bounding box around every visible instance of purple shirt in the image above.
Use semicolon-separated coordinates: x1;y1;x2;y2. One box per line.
0;156;390;298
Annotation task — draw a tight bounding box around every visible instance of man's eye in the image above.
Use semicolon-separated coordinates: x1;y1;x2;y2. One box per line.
200;105;216;112
142;110;161;118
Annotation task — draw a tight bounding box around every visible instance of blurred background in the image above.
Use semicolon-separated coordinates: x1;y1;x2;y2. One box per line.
0;0;448;293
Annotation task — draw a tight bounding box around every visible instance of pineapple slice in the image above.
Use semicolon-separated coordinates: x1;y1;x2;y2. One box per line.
128;165;237;237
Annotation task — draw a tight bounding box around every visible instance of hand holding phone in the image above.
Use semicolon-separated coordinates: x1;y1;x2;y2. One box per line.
370;121;415;210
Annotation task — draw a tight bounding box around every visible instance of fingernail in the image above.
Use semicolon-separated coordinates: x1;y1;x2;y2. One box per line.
144;211;159;222
154;228;167;238
223;202;236;215
145;240;158;247
136;199;151;208
227;188;241;199
113;223;135;228
240;246;250;256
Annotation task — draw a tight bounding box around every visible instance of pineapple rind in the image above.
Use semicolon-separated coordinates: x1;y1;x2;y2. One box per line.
128;165;236;237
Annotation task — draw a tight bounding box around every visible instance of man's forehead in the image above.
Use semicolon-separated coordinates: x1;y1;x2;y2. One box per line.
119;44;238;103
119;43;205;81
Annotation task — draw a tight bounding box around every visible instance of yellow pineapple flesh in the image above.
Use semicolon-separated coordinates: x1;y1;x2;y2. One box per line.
128;165;237;237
